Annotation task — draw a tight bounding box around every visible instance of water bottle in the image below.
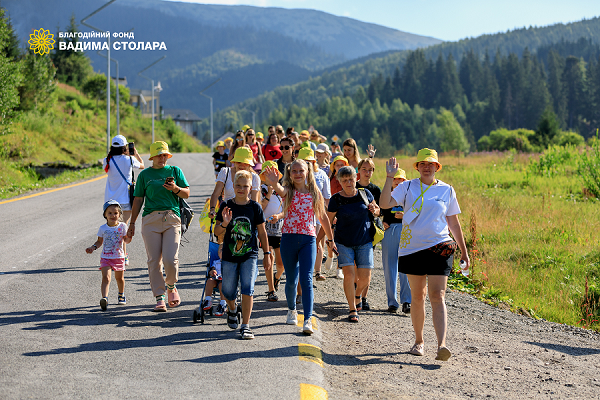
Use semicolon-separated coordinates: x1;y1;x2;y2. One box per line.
460;260;468;277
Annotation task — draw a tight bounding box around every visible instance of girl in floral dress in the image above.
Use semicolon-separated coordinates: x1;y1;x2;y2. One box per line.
263;160;336;335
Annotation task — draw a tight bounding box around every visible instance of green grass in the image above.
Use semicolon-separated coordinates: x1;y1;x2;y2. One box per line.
372;150;600;331
0;84;209;199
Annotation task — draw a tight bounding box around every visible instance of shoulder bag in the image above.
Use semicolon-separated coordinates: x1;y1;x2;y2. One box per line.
110;157;135;206
357;188;384;246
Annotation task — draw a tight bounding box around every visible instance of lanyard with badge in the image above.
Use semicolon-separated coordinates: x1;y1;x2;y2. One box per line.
403;179;436;225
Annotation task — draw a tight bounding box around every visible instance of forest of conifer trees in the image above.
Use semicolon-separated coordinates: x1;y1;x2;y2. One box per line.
260;37;600;154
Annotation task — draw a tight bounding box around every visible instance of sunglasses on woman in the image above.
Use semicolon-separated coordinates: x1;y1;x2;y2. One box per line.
236;138;244;141
281;145;292;150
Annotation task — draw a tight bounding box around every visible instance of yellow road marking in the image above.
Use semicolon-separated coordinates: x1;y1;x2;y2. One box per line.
0;175;106;205
300;383;328;400
296;314;318;330
298;343;324;368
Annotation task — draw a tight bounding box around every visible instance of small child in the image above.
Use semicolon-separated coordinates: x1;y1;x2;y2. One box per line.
202;245;227;316
86;200;131;311
213;141;229;178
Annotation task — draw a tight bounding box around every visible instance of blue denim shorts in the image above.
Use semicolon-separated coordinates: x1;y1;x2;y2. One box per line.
336;242;374;269
220;256;258;299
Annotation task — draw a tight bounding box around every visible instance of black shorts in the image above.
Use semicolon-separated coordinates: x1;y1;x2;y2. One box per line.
398;248;453;276
268;235;281;249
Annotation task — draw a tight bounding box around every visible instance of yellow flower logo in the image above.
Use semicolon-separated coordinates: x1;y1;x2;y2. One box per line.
398;225;412;249
28;29;55;55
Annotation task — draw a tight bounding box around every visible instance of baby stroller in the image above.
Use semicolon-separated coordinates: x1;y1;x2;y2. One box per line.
193;219;241;324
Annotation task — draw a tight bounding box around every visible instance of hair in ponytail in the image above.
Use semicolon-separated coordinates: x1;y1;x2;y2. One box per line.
104;145;126;172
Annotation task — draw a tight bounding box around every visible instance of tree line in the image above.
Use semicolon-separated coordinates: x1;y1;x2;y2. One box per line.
251;37;599;154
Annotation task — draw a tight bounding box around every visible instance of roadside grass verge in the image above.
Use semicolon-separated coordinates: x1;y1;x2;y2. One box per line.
0;84;209;200
372;151;600;331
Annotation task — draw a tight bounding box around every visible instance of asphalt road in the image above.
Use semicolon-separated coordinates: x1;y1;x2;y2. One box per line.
0;153;326;399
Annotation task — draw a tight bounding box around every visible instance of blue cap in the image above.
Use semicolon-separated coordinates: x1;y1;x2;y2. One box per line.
103;199;122;213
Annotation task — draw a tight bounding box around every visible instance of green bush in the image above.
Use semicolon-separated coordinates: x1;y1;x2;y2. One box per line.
65;99;81;114
578;131;600;197
553;131;585;147
528;145;578;177
478;128;537;152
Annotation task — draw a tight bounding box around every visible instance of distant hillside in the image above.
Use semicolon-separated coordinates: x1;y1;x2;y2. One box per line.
121;0;441;60
3;0;440;119
203;16;600;137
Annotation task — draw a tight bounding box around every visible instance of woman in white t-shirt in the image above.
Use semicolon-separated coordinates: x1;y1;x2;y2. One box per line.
380;148;469;362
208;147;261;219
102;135;144;263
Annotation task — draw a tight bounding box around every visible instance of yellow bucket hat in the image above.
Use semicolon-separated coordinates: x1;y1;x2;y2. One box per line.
256;132;264;141
231;146;255;166
215;141;225;148
149;141;172;159
241;124;251;132
260;160;282;182
299;130;310;140
224;137;233;143
413;148;442;171
330;155;349;171
394;168;407;180
297;147;316;162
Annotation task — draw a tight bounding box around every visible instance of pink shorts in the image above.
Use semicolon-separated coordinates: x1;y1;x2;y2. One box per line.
99;257;126;271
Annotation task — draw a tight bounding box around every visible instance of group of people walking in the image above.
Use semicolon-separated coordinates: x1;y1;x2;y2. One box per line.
87;127;469;361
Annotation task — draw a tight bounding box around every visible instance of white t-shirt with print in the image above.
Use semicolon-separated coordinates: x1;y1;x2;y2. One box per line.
216;167;260;201
102;155;141;207
97;222;127;259
314;168;331;200
390;178;461;256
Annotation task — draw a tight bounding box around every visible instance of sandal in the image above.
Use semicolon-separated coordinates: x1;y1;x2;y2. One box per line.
266;291;278;302
273;273;281;292
153;300;167;312
348;310;359;323
315;272;326;281
409;343;424;356
435;346;452;361
167;288;180;308
355;295;362;311
227;309;239;330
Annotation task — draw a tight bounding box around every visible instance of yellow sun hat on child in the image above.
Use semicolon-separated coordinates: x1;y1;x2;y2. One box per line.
149;141;172;159
224;137;233;143
394;168;407;180
413;148;442;171
260;160;282;182
241;124;251;132
256;132;264;141
297;147;316;162
215;141;225;148
330;155;349;171
231;146;255;166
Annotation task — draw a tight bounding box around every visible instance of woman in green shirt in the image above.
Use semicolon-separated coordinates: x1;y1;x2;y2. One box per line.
127;141;190;312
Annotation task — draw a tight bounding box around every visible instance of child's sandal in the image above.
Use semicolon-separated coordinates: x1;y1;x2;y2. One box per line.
153;300;167;312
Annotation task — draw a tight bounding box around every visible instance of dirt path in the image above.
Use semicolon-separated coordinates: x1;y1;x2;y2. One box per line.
312;249;600;399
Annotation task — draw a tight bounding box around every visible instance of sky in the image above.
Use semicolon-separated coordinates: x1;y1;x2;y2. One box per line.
165;0;600;41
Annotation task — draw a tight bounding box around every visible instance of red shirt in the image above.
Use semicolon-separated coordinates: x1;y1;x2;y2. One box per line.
248;142;260;163
263;144;282;161
330;176;342;195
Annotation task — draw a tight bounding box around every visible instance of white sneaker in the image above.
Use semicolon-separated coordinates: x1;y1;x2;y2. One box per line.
303;319;313;335
336;268;344;279
324;256;334;272
286;309;298;325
